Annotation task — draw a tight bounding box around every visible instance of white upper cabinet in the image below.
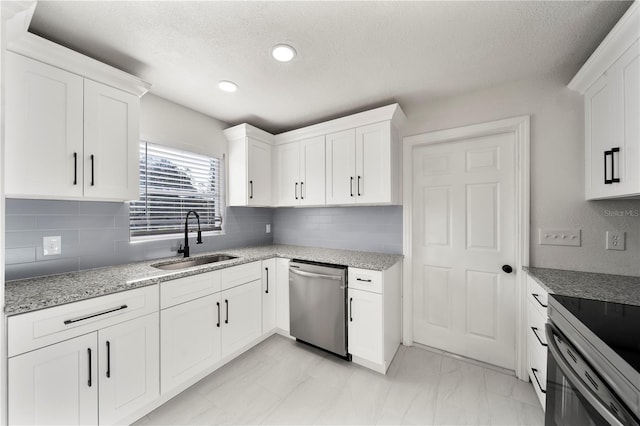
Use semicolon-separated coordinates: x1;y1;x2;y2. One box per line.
569;3;639;200
225;124;274;207
83;79;140;201
276;136;326;206
5;34;149;202
5;52;84;199
326;121;400;205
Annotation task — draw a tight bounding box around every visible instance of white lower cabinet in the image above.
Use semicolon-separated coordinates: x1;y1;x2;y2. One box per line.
348;288;383;364
8;312;159;426
160;294;221;394
526;274;549;410
275;258;291;334
347;263;401;374
8;333;98;425
220;279;263;358
98;313;159;425
262;258;277;333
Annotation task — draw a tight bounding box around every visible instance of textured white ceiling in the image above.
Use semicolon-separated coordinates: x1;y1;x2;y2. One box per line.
29;1;632;133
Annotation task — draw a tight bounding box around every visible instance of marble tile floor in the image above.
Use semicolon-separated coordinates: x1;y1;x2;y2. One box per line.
134;335;544;425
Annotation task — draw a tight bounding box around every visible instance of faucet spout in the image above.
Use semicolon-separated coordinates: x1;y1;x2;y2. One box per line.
178;210;203;258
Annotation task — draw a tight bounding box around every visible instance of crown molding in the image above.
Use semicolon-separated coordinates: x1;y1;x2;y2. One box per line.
1;1;36;43
273;103;406;145
223;123;275;144
8;32;151;97
569;2;639;94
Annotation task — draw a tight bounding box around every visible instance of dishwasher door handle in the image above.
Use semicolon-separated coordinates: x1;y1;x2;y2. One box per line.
289;268;343;281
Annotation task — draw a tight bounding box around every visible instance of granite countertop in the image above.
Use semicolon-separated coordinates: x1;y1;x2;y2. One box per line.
4;244;403;316
524;266;640;307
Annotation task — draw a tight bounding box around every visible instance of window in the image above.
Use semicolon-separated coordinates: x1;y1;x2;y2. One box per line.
130;142;224;240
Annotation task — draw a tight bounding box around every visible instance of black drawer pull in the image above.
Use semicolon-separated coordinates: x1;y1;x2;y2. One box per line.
531;293;547;308
225;299;229;324
350;177;354;197
531;368;546;393
265;267;269;293
356;278;372;283
87;348;92;387
73;152;78;185
249;181;253;199
531;327;547;347
64;304;128;325
357;176;361;196
216;302;220;328
106;341;111;378
90;154;95;186
349;297;353;322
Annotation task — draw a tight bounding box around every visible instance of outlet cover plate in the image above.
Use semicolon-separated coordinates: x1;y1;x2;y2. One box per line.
43;236;61;256
606;231;625;251
538;228;581;247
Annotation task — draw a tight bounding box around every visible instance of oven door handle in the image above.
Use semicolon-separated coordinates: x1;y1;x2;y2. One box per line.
545;323;625;426
289;268;343;281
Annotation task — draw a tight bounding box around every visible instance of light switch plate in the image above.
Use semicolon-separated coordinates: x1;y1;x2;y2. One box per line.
43;236;61;256
606;231;625;251
538;228;581;246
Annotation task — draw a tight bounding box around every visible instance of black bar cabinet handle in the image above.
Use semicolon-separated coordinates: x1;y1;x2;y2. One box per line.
349;297;353;322
216;302;220;327
611;147;620;183
265;267;269;294
531;368;546;393
350;177;354;197
300;182;304;200
87;348;92;387
531;294;547;308
90;155;95;186
356;278;372;283
531;327;547;347
73;152;78;185
106;341;111;378
64;304;128;325
249;181;253;199
295;182;298;200
225;299;229;324
357;176;361;196
604;150;612;184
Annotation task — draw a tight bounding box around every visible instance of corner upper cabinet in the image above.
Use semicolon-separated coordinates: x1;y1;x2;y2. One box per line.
225;124;274;206
325;119;403;206
569;3;639;199
4;35;149;202
275;136;326;206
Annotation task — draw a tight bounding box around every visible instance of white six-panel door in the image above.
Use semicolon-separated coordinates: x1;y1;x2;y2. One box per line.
412;132;516;369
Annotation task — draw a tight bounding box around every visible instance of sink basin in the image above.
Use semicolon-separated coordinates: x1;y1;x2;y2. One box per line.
151;254;238;270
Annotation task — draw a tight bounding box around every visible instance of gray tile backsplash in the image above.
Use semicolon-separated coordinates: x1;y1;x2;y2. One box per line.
5;199;274;280
272;206;403;254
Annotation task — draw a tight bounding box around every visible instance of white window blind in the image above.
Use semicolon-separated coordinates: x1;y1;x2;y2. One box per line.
130;142;224;238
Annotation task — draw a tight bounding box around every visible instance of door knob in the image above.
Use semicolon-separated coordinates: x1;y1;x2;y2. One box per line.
502;265;513;274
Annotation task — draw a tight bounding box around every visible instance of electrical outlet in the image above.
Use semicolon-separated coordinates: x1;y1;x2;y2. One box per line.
538;228;581;246
266;224;271;234
43;236;61;256
606;231;625;251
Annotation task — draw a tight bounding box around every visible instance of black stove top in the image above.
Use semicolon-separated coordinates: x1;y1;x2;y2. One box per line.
551;294;640;375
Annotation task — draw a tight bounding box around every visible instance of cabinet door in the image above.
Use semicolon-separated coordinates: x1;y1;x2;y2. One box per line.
300;136;326;206
326;129;356;205
275;258;291;333
348;289;383;364
161;295;221;394
98;312;159;425
5;52;84;199
221;279;262;358
83;79;140;201
8;333;98;425
247;138;272;206
356;121;393;204
276;142;300;206
619;40;640;196
262;258;277;333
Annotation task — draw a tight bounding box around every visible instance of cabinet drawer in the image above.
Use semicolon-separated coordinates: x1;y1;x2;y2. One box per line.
527;275;548;317
528;328;548;410
221;261;261;291
161;270;221;309
349;268;382;294
8;285;158;357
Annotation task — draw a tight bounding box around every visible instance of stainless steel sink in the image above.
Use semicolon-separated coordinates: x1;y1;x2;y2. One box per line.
151;254;238;270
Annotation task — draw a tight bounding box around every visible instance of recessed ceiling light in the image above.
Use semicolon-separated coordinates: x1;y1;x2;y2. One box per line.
218;80;238;92
271;44;296;62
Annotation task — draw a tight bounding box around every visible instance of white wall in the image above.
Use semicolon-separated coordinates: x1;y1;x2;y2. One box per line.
140;93;228;158
403;73;640;276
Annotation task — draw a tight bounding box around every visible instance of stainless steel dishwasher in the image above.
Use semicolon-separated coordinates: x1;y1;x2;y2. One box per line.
289;260;349;358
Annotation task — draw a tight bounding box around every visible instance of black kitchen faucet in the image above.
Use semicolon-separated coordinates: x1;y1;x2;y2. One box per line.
178;210;203;258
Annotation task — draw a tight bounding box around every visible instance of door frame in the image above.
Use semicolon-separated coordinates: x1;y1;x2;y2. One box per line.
402;115;530;380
